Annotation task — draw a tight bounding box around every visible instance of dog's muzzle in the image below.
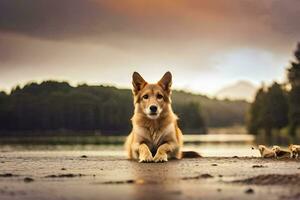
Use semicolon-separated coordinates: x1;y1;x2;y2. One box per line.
149;105;158;115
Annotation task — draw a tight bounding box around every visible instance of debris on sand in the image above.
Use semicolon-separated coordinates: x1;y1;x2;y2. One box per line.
61;168;66;171
182;173;214;180
281;192;300;200
245;188;254;194
0;173;18;177
201;174;214;178
232;156;239;158
233;174;300;185
45;174;85;178
103;179;145;185
24;177;34;183
181;151;202;158
211;163;218;166
252;165;266;168
80;155;88;158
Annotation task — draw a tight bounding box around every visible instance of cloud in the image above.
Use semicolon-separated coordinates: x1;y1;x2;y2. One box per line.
0;0;299;46
0;0;299;94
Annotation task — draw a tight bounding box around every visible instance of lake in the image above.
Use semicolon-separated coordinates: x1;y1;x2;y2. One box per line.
0;133;260;157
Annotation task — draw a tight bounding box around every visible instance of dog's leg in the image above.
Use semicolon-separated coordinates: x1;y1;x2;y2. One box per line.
138;143;153;163
154;142;178;162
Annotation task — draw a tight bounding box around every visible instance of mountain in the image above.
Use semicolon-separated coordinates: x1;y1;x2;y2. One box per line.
215;80;257;102
172;90;249;127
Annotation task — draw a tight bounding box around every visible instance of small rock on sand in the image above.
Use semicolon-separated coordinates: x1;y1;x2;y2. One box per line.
24;177;34;183
45;174;84;178
245;188;254;194
103;179;145;185
0;173;17;177
182;173;214;180
252;165;266;168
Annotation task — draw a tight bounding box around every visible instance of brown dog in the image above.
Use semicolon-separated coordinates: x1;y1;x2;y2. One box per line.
289;144;300;158
125;71;183;162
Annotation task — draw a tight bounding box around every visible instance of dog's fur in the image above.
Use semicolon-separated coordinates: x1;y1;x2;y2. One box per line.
125;71;183;162
289;144;300;158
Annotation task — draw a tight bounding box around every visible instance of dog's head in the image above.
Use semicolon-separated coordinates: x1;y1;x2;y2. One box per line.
132;71;172;120
271;145;281;153
289;144;298;158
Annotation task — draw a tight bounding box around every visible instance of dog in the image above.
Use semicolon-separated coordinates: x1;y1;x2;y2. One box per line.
258;145;276;158
125;71;184;162
271;145;290;159
289;144;300;158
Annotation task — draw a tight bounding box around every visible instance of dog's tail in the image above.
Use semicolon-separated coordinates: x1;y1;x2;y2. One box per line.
182;151;202;158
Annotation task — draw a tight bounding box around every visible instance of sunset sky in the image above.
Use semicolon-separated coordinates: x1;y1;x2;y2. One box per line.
0;0;299;96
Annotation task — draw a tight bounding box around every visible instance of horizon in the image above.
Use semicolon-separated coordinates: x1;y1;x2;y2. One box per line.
0;77;258;101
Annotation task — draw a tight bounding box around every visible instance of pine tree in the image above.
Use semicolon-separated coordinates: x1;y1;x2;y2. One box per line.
247;83;288;135
287;42;300;135
247;87;266;134
264;82;289;130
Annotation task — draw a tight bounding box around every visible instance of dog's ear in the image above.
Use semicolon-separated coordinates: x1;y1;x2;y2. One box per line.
158;71;172;93
132;72;147;94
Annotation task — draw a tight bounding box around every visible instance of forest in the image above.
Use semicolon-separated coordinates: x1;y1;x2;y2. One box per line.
247;43;300;137
0;80;248;136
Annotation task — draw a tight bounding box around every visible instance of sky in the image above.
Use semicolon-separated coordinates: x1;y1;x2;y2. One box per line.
0;0;300;96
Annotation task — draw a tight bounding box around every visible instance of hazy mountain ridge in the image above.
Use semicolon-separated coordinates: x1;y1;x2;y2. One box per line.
172;90;249;127
215;80;257;101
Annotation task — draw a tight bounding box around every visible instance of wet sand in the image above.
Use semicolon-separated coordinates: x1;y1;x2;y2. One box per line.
0;151;300;200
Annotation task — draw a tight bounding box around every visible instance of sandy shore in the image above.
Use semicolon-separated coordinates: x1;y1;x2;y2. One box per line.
0;151;300;200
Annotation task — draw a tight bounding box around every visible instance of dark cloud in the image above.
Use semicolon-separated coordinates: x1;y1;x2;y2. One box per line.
0;0;299;43
0;0;111;40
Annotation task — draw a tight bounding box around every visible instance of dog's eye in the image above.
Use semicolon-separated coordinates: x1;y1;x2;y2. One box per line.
157;94;163;99
142;94;148;99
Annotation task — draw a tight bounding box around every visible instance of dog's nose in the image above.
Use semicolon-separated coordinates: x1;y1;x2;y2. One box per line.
150;105;157;113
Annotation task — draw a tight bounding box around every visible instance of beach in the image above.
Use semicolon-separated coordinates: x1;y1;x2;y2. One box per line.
0;150;300;200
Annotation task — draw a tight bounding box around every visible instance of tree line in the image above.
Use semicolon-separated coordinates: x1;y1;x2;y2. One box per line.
0;79;249;136
0;82;207;135
247;42;300;136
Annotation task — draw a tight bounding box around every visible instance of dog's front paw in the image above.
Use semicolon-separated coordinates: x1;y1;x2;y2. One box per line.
139;152;153;163
154;152;168;162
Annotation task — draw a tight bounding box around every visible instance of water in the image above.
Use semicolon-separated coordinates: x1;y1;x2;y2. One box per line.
0;134;260;157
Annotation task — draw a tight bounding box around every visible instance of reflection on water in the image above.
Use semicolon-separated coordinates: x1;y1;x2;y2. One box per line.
0;134;260;157
184;144;259;157
184;134;254;143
